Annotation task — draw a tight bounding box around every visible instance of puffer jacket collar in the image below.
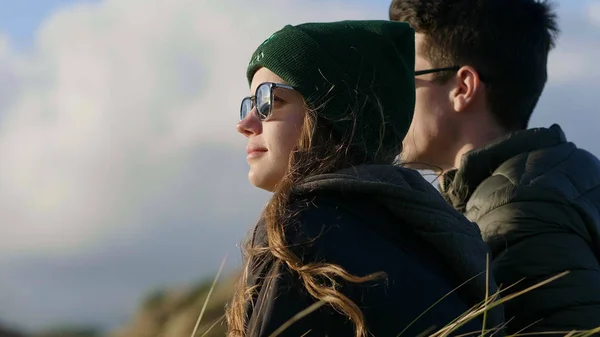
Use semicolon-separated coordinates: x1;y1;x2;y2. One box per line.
441;124;567;212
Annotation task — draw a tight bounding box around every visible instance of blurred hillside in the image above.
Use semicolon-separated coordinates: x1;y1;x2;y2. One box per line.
107;272;237;337
1;273;237;337
0;326;25;337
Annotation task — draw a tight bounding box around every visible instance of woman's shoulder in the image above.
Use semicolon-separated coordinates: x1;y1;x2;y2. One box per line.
287;193;388;241
286;192;461;282
285;193;417;267
284;194;479;331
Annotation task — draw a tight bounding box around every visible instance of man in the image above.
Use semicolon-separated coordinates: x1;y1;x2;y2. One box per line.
390;0;600;334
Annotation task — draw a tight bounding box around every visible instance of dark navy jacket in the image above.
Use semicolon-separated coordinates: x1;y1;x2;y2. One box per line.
244;165;504;336
442;124;600;333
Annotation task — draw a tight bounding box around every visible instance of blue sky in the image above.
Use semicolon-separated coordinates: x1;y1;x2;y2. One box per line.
0;0;591;49
0;0;99;49
0;0;598;334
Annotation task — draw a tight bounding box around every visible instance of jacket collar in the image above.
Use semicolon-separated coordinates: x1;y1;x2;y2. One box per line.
440;124;567;211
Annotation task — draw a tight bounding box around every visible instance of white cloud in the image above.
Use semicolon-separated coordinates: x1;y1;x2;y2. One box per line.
589;1;600;27
0;33;9;55
548;49;595;83
0;0;599;331
1;0;598;258
0;0;386;329
0;0;383;255
546;7;600;83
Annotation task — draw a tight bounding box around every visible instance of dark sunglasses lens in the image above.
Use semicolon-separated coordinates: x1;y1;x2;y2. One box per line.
240;97;252;120
256;83;271;119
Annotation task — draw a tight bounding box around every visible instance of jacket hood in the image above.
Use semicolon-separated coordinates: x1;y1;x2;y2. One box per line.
293;164;503;326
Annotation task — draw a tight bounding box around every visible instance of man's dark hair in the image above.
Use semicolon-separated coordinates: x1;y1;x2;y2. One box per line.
390;0;559;130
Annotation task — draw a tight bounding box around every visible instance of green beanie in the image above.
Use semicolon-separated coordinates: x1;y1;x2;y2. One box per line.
247;20;415;162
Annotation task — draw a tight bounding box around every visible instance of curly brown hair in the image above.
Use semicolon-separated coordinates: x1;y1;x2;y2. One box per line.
226;97;400;337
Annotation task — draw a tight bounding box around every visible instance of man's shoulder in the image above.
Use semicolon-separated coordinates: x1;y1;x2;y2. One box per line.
502;139;598;182
467;140;600;219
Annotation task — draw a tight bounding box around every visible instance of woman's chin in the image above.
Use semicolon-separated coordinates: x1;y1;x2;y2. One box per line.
249;166;288;192
248;172;276;192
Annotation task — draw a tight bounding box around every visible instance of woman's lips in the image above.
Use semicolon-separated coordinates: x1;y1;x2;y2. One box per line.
246;146;267;159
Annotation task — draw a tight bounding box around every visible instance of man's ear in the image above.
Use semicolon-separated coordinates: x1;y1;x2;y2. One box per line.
451;66;483;112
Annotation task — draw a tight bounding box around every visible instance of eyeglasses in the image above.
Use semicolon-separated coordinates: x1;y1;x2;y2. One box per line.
240;82;295;121
415;66;461;76
415;66;489;83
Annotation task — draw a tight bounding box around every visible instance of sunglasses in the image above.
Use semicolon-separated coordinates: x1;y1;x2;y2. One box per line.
240;82;295;121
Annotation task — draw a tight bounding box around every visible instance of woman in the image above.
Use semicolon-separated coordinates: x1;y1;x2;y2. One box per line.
229;21;504;337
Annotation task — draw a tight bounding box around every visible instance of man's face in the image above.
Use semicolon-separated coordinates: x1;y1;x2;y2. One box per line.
401;33;460;171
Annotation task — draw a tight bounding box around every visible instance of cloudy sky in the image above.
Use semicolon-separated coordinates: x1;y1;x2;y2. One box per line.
0;0;598;333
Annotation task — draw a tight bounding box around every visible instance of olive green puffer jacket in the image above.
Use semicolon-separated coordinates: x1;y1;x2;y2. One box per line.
441;124;600;334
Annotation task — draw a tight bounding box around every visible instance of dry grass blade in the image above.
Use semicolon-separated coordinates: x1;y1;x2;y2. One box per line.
431;271;570;337
489;271;569;308
507;317;543;337
453;327;508;337
429;292;502;337
200;315;225;337
571;326;600;337
496;277;527;297
504;330;599;336
490;316;513;337
191;254;228;337
396;271;486;337
481;254;490;337
268;299;328;337
452;327;512;337
415;326;438;337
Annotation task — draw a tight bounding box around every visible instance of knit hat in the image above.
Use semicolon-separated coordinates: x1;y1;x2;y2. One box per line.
247;20;415;161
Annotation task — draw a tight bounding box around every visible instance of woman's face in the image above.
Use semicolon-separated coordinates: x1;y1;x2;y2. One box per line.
237;67;307;192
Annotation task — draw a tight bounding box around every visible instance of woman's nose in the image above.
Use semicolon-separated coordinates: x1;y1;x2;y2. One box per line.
236;109;262;137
